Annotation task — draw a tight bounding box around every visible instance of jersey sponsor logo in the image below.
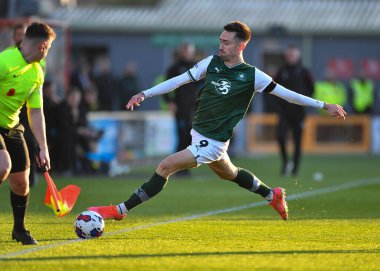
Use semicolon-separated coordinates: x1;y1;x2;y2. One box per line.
214;67;222;73
7;88;16;96
211;79;231;95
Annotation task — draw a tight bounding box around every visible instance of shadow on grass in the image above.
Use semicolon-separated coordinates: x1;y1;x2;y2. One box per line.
2;249;380;262
1;237;74;244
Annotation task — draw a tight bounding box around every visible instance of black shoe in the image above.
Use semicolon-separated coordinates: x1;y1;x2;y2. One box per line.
12;229;38;245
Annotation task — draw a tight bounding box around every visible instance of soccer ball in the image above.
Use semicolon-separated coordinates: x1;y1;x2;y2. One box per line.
74;210;105;239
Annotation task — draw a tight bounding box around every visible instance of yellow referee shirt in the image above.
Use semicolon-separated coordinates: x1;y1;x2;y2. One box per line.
0;47;44;129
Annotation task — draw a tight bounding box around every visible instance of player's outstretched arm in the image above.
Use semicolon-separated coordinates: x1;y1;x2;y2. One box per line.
125;71;194;111
126;92;145;111
270;84;347;120
323;102;347;120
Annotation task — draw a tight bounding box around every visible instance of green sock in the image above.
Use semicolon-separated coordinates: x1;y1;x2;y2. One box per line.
123;172;168;211
232;168;272;198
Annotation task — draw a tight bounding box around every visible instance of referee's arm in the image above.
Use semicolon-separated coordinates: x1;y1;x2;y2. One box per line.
28;107;50;170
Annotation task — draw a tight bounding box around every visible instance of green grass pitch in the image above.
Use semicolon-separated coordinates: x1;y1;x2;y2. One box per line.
0;154;379;271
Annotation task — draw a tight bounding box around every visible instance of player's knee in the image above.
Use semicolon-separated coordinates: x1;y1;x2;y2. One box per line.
219;172;236;180
157;158;176;176
11;181;29;195
214;168;238;181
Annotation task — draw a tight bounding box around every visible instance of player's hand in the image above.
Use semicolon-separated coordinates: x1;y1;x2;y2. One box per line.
323;103;347;120
36;145;51;171
126;92;145;111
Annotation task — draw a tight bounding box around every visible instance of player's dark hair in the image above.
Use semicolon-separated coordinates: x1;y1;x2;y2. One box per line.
25;22;56;41
223;21;251;43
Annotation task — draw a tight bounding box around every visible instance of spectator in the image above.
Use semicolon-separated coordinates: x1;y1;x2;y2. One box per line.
42;81;61;171
163;43;202;176
119;61;140;109
12;23;26;47
274;45;314;176
82;84;99;112
93;56;118;111
55;88;103;174
71;57;93;93
349;69;374;114
314;68;348;113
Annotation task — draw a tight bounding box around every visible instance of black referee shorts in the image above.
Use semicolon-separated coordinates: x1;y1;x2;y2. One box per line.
0;124;30;173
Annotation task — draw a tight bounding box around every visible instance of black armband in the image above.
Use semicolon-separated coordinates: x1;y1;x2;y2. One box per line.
263;81;277;93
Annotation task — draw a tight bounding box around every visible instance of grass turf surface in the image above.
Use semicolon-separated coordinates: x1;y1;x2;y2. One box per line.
0;154;379;271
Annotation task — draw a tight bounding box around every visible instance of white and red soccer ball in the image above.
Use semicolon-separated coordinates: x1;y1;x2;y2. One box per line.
74;210;105;239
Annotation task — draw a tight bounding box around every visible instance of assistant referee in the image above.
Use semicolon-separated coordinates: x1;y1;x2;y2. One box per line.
0;22;55;245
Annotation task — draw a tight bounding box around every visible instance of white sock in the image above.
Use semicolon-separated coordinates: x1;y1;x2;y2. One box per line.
265;190;274;202
117;203;128;215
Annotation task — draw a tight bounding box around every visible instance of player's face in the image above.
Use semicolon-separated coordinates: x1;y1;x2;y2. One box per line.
37;39;53;61
20;38;53;63
219;31;241;62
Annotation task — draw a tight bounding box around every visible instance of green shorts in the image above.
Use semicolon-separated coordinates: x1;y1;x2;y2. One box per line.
0;124;30;173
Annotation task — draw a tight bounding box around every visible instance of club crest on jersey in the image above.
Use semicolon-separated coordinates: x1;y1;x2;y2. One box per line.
237;72;246;81
211;79;231;95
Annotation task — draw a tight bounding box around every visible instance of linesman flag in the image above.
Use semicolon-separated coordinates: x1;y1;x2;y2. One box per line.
43;169;81;217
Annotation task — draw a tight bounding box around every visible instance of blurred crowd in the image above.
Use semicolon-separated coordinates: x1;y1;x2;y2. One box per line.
39;52;144;176
70;56;141;112
48;43;205;176
265;57;378;116
313;68;376;115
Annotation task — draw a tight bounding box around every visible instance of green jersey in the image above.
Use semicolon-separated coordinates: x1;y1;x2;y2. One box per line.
0;47;44;129
188;55;273;142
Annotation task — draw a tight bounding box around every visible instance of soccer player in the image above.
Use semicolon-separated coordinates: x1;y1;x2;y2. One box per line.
0;22;56;245
89;21;346;222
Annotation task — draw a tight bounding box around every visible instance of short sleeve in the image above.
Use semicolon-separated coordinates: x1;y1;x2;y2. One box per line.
26;84;43;108
254;68;274;93
187;55;213;82
0;59;6;80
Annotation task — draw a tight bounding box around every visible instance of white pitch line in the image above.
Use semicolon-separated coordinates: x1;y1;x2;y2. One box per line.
1;176;379;260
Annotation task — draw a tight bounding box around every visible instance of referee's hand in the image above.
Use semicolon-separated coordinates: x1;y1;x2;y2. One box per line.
126;92;145;111
36;146;51;171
